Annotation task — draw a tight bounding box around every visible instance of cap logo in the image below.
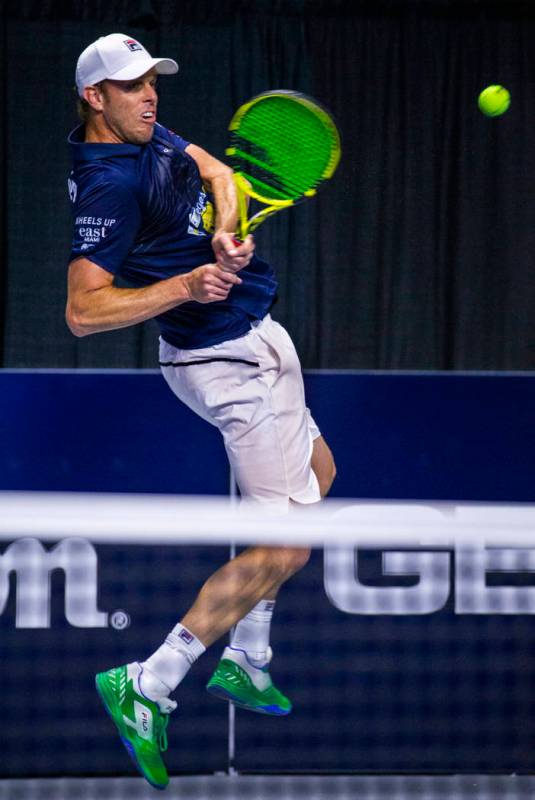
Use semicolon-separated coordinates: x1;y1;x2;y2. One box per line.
123;39;143;52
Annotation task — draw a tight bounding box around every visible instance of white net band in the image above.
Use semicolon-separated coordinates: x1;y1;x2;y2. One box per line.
0;492;534;547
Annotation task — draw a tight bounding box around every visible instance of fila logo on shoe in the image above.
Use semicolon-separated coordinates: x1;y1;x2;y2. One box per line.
123;701;154;740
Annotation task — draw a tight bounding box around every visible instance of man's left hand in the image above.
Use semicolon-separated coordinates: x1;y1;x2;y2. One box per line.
212;231;255;272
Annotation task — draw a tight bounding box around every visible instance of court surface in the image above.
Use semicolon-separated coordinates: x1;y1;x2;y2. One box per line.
1;776;535;800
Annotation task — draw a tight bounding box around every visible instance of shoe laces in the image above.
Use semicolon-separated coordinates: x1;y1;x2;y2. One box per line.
155;713;170;752
155;697;177;752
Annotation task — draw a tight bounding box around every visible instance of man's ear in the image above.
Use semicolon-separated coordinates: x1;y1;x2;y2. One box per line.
83;84;104;112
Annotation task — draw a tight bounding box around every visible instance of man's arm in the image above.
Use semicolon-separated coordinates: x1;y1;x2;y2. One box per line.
185;144;254;271
65;257;242;338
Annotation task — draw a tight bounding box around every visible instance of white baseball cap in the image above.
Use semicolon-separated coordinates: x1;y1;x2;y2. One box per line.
76;33;178;97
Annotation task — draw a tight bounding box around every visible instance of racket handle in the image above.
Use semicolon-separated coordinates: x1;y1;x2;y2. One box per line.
232;236;243;246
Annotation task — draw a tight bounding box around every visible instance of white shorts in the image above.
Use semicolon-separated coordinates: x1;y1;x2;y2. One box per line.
159;315;321;512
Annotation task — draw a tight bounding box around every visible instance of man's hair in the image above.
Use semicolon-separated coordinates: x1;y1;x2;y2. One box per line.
77;96;91;123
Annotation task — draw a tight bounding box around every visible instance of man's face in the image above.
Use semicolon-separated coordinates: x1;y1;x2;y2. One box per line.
94;68;159;145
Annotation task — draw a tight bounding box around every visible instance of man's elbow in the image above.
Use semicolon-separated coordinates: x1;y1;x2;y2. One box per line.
65;305;90;338
209;165;235;187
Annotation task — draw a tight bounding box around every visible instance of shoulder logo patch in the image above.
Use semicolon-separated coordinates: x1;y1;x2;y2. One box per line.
68;178;77;203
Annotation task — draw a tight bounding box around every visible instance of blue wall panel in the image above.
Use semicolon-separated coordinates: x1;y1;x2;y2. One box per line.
1;371;533;500
306;372;535;502
0;371;229;494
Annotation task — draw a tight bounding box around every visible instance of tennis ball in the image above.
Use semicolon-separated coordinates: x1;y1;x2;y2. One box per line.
478;85;511;117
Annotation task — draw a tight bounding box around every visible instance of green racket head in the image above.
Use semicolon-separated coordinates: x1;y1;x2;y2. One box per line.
227;90;341;206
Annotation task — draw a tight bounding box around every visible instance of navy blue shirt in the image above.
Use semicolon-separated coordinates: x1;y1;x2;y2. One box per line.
68;123;278;349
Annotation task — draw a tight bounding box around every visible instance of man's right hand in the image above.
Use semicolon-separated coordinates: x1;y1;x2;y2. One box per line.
182;264;242;304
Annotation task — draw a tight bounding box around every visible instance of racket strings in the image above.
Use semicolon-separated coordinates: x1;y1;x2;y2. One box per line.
230;140;300;200
228;94;339;203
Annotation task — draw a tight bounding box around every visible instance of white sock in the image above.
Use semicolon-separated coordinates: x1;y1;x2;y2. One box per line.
230;599;275;666
140;624;206;700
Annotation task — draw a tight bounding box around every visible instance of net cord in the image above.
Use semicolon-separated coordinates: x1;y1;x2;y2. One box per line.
0;493;534;547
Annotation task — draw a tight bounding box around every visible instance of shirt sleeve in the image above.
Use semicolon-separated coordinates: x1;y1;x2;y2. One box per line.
69;177;141;275
167;129;190;152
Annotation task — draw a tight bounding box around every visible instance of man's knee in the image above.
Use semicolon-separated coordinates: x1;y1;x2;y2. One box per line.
280;546;311;575
258;545;311;581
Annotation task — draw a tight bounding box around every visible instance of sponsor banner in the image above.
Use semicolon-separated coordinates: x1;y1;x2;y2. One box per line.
3;536;535;775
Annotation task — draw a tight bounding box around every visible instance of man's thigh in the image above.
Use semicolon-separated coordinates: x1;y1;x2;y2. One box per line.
159;318;322;511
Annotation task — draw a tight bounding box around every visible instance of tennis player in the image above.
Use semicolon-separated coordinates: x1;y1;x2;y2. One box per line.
66;33;336;790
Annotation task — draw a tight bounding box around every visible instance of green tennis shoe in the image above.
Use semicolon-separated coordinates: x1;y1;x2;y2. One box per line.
95;662;176;791
206;646;292;716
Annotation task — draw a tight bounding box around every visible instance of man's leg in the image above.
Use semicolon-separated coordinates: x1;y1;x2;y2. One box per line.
180;544;311;646
251;435;336;606
206;435;337;711
140;545;310;717
201;543;310;715
95;542;311;789
97;439;335;781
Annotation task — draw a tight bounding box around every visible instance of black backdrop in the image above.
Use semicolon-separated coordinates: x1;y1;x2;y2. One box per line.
1;0;534;370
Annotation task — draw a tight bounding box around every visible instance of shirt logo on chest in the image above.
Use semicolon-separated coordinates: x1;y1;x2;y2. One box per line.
188;190;214;237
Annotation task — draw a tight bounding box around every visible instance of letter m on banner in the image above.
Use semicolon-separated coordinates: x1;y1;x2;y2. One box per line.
0;538;108;628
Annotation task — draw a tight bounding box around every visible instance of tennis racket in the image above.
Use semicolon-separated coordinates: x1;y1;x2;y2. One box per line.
226;90;341;241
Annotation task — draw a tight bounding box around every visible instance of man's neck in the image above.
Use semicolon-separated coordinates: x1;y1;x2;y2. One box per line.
84;116;123;144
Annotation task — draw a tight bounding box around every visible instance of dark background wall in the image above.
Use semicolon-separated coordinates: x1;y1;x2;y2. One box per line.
1;0;534;370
